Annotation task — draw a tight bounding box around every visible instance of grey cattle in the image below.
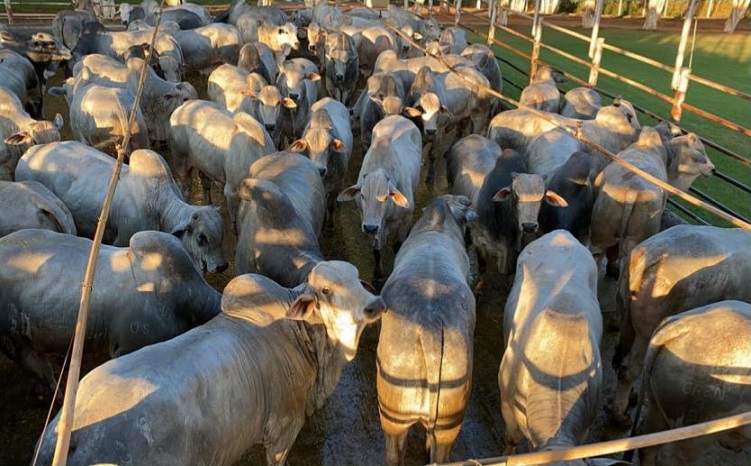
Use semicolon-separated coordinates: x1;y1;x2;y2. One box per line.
560;87;601;119
276;58;321;145
378;195;477;466
237;19;300;66
0;48;44;118
589;127;714;277
236;152;326;287
519;65;566;113
288;97;353;220
425;26;468;56
473;148;567;277
446;134;502;206
338;115;423;279
487;98;639;157
0;180;76;237
0;25;72;95
323;31;359;104
629;301;751;466
207;64;290;145
52;9;98;50
500;230;604;464
351;72;411;152
538;151;593;242
53;83;150;157
16;142;228;274
169;23;243;72
237;41;277;84
408;65;492;183
169;99;274;227
525;101;642;178
35;261;384;466
0;87;63;181
460;44;502;112
0;229;220;389
373;49;474;94
609;225;751;424
215;0;286;26
73;56;197;143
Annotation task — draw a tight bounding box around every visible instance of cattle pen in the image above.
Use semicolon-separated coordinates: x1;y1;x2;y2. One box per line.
1;1;750;466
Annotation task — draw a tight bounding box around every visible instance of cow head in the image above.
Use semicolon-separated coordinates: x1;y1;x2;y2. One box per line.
4;114;63;147
666;132;714;191
337;167;408;250
243;85;284;134
171;205;229;275
289;109;347;180
409;92;451;136
287;260;385;361
493;172;567;236
276;61;320;103
275;23;301;54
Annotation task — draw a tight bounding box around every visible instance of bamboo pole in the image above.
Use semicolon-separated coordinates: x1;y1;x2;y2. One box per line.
50;2;167;465
439;411;751;466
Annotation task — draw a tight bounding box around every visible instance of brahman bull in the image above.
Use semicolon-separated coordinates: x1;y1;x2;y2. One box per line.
609;225;751;425
500;230;604;465
629;300;751;466
16;142;228;274
538;151;593;242
378;195;477;465
337;115;422;280
519;65;566;113
446;134;502;206
236;152;326;287
0;229;220;389
35;261;384;466
560;87;602;119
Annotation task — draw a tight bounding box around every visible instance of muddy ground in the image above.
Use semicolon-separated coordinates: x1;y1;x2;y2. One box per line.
1;16;750;465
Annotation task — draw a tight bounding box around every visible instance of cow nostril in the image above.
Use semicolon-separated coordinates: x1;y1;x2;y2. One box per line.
217;263;229;273
363;224;379;234
426;129;436;136
318;167;327;176
364;300;386;317
289;93;299;100
521;222;538;233
335;74;344;82
265;123;275;131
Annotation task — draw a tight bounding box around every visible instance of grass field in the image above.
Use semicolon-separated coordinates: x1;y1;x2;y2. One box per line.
468;23;751;226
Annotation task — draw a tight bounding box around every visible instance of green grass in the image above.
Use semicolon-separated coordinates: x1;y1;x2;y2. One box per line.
471;24;751;226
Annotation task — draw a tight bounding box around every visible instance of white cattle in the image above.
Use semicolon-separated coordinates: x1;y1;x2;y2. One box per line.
560;87;601;119
16;141;228;274
519;65;566;113
169;99;275;227
0;180;76;237
446;134;502;206
337;115;422;280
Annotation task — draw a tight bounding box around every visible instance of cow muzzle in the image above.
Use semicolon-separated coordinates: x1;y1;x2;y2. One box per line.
363;224;379;234
363;297;387;321
521;222;538;233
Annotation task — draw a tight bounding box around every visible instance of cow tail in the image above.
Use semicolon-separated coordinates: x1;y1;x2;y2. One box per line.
624;314;689;462
612;243;644;371
422;320;445;461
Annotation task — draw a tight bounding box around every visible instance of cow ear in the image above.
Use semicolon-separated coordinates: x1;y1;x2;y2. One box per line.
440;105;453;117
287;292;317;321
3;132;32;145
240;88;258;98
492;187;512;202
544;190;569;207
281;97;297;109
359;279;377;294
53;113;64;129
412;31;423;40
404;107;422;118
337;185;361;202
237;179;254;202
306;72;321;82
331;138;346;152
389;187;409;208
288;139;309;154
170;219;191;239
687;132;698;144
48;86;67;97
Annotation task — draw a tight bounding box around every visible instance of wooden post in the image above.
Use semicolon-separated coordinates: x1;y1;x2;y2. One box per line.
488;0;498;45
671;0;698;90
3;0;13;25
671;68;690;122
618;0;624;16
530;22;542;85
500;0;508;25
531;0;541;37
428;0;434;17
706;0;715;17
588;0;604;58
588;37;605;86
455;0;463;25
405;0;409;10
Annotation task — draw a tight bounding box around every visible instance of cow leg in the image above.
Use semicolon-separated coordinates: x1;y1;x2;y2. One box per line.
426;134;437;184
373;247;383;282
383;428;409;466
198;171;213;205
324;193;336;236
636;402;668;466
609;336;650;425
605;244;620;279
176;165;193;201
428;427;461;464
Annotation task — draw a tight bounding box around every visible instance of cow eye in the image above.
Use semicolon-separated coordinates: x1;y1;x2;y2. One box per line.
321;286;331;295
278;28;285;34
197;234;208;246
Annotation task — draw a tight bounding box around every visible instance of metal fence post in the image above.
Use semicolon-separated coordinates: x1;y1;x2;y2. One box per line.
588;37;605;86
455;0;463;26
488;0;498;45
530;23;542;85
671;68;691;123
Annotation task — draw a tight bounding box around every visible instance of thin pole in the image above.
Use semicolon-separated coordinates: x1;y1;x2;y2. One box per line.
688;16;698;69
588;0;604;58
671;0;698;90
50;2;167;464
531;0;541;37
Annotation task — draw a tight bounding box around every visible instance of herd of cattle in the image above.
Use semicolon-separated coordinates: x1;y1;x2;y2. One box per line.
0;1;749;465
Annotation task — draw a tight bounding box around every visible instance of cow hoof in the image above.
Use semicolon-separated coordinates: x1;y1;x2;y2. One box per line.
472;279;486;297
605;262;620;279
425;173;434;184
605;404;632;427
